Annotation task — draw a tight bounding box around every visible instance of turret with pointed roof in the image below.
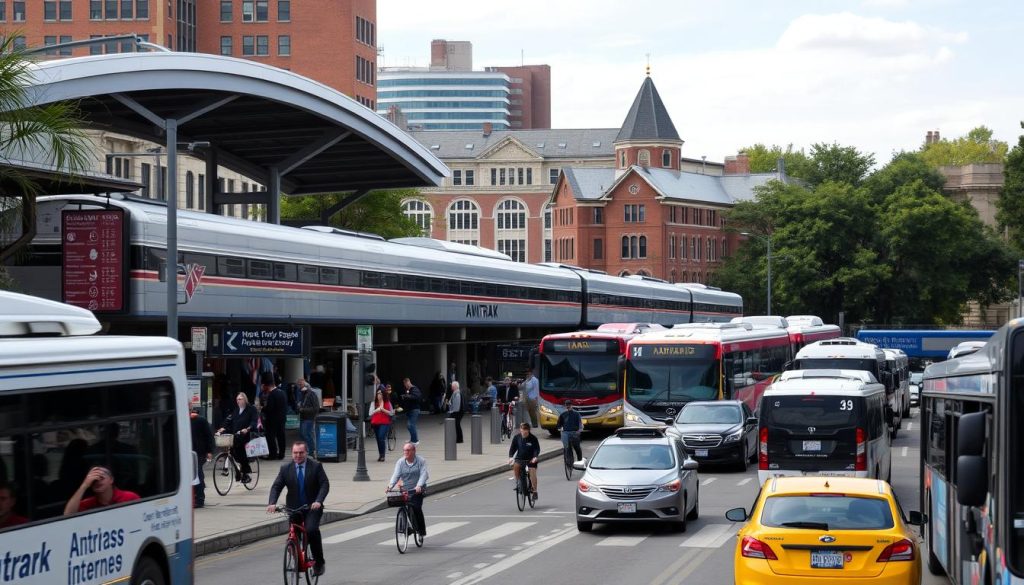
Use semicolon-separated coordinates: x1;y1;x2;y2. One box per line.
614;74;683;178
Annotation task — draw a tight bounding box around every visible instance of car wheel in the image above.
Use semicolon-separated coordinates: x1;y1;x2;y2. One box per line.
736;447;748;472
577;521;593;532
674;496;688;532
686;488;699;521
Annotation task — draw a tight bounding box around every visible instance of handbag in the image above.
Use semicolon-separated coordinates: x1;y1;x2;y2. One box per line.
245;435;270;458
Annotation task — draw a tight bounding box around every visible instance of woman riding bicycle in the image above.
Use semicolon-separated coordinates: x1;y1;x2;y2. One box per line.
386;443;429;537
508;423;541;500
556;400;583;463
216;392;258;483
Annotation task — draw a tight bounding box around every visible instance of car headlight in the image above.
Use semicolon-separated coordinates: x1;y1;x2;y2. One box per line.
606;405;622;415
657;479;681;493
578;479;594;492
724;430;743;443
540;405;555;415
625;412;642;423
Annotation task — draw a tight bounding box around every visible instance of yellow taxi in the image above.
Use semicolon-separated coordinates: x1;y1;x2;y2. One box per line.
725;476;923;585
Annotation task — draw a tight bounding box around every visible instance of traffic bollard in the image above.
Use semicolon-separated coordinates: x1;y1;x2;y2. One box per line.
490;407;501;444
444;417;457;461
470;414;483;454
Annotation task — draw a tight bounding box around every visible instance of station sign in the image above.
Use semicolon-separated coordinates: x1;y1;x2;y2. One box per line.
61;209;127;313
356;325;373;351
497;344;532;361
219;326;305;357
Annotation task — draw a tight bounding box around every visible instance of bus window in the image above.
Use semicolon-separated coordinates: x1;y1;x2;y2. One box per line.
1011;364;1024;573
926;400;947;478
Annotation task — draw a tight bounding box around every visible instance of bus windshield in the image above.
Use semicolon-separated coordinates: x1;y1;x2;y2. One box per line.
626;344;720;404
539;352;619;398
796;358;879;377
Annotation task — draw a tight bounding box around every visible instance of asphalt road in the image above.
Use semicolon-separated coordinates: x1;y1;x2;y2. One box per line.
196;411;948;585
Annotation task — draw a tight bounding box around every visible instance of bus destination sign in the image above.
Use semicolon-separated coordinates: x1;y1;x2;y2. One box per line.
543;339;620;354
630;344;715;360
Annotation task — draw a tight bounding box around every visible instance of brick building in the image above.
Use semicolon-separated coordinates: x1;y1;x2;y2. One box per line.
486;64;551;129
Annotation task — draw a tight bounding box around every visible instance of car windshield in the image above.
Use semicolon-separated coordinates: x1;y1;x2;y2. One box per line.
677;404;741;424
589;443;675;470
910;372;923;384
760;495;894;530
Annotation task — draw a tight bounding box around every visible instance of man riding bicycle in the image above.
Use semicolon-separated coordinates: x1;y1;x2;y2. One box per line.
266;441;329;576
508;422;541;499
556;400;583;463
387;443;430;536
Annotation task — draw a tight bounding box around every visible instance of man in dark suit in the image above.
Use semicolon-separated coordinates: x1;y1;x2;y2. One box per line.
260;372;288;460
267;441;329;576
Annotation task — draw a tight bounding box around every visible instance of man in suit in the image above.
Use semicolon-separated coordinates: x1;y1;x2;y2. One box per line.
266;441;330;576
260;372;288;460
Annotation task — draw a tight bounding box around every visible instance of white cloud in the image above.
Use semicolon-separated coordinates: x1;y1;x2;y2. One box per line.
778;12;967;56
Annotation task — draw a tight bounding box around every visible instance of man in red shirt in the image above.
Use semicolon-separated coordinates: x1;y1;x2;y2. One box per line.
0;482;28;529
63;466;140;515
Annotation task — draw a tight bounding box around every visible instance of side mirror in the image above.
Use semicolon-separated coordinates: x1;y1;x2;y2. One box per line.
957;411;986;457
572;459;587;471
191;451;200;486
682;458;699;471
956;455;987;506
725;507;748;522
906;511;926;526
746;417;758;426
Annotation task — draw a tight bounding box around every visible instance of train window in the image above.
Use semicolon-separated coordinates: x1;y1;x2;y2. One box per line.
218;256;245;278
445;280;460;295
298;265;319;284
273;263;297;282
183;253;216;275
429;278;445;293
319;267;339;285
361;271;382;288
466;281;484;296
340;269;360;287
248;260;272;279
380;273;398;289
484;283;498;297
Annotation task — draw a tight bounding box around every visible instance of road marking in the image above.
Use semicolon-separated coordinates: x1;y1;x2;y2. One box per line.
596;535;648;547
447;572;463;579
737;478;753;486
701;477;717;486
376;521;468;545
907;422;913;431
649;548;701;585
492;554;506;559
679;523;736;548
448;522;535;548
449;527;578;584
322;522;391;545
665;548;716;585
901;446;909;457
473;563;488;569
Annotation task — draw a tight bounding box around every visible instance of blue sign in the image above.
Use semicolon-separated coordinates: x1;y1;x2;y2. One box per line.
219;326;305;356
317;421;338;459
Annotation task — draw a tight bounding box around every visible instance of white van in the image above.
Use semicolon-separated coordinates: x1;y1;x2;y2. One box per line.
757;369;892;485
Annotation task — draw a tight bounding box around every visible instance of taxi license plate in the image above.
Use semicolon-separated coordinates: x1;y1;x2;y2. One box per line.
617;503;637;514
695;449;709;457
810;550;844;569
803;440;822;452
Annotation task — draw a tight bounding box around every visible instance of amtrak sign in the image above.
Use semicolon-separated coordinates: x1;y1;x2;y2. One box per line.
219;326;305;357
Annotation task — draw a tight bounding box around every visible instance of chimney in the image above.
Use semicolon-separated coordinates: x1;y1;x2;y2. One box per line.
482;122;492;137
933;129;940;143
724;152;750;175
926;130;933;145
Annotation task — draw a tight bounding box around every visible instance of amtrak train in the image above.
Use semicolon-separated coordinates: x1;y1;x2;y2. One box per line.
17;194;743;327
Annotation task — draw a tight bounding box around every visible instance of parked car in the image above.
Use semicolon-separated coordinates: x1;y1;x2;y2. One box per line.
671;400;758;471
726;476;924;585
575;426;699;533
908;371;922;408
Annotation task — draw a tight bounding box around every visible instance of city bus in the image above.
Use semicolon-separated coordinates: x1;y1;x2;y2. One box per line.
623;322;792;424
919;323;1021;585
0;291;194;585
537;323;664;434
785;314;842;354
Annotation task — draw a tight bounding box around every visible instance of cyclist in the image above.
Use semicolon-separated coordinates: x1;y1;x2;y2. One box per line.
556;400;583;463
386;442;430;537
266;441;329;577
508;422;541;500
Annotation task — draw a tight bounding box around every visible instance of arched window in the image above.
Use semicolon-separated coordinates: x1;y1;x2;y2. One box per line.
185;171;194;209
638;149;650;167
680;235;687;260
681;271;689;282
621;236;630;259
707;238;713;262
691;236;698;261
447;199;479;245
639;235;647;258
662;149;671;168
669;270;677;284
630;236;638;259
618;270;631;277
402;199;433;236
637;269;651;277
495;199;527;262
619;151;627;168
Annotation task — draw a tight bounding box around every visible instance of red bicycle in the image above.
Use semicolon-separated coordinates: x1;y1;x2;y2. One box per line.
278;505;318;585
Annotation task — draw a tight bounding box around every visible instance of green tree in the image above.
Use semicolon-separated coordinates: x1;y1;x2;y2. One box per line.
280;188;424;239
862;151;946;204
0;36;91;287
920;125;1008;167
997;124;1024;252
737;143;812;180
803;142;876;188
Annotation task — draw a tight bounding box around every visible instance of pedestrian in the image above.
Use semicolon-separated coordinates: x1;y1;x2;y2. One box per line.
216;393;258;482
369;389;395;462
447;381;464;443
190;406;215;508
429;371;446;414
260;372;288;460
297;377;320;456
485;376;498;409
267;441;329;577
521;367;540;428
400;377;422;444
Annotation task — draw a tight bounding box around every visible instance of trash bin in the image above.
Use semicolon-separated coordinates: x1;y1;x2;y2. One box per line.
316;412;347;463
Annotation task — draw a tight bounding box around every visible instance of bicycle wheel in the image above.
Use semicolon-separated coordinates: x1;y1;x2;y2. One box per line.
395;508;410;554
243;457;260;490
410;506;424;548
283;540;300;585
300;533;318;585
516;472;527;511
563;446;574;481
528;473;536;509
388;426;396;452
213;452;233;496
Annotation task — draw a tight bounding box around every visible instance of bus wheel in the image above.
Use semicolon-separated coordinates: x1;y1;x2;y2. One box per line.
132;556;165;585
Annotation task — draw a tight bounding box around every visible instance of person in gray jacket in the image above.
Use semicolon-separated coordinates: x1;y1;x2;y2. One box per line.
386;443;429;536
447;381;464;443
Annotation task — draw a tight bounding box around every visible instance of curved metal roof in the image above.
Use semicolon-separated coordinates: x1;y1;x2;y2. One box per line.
22;53;448;195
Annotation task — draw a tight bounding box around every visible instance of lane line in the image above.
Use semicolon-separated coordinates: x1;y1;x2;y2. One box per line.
649;548;701;585
701;477;717;486
901;446;909;457
907;422;913;431
322;522;391;545
449;527;578;585
376;521;468;545
666;548;716;585
447;572;463;579
447;522;536;548
679;523;735;548
596;535;648;547
737;478;753;486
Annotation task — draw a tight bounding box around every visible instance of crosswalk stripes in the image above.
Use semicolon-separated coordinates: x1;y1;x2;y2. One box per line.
679;523;736;548
447;522;535;548
375;521;468;545
596;535;647;547
736;477;753;486
322;522;391;545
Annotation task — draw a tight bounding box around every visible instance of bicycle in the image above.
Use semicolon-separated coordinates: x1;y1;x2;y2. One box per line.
511;459;536;511
277;505;318;585
386;489;423;553
499;400;516;441
212;432;261;496
561;430;581;480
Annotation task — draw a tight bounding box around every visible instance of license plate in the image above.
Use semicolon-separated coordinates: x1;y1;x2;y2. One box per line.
617;503;637;514
803;440;822;452
695;449;709;457
810;550;844;569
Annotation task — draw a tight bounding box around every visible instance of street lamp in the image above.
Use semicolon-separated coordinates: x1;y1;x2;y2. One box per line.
741;232;772;316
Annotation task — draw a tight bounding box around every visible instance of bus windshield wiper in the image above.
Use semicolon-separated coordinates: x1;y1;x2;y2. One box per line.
780;521;829;530
642;388;671;411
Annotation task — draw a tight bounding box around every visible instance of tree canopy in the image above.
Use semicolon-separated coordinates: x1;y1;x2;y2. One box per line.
738;143;812;180
997;124;1024;253
279;188;425;239
920;125;1008;167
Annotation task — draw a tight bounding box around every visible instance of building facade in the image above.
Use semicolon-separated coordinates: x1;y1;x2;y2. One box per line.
376;69;512;131
486;65;551;130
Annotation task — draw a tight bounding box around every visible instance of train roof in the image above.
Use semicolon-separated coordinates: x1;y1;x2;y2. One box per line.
631;321;790;345
543;323;665;339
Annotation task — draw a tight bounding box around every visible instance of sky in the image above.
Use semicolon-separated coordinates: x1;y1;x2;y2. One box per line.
378;0;1024;165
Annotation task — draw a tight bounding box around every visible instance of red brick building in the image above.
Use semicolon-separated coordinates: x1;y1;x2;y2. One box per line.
487;64;552;129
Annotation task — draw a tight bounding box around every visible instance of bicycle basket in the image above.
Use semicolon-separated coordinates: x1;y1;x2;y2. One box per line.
214;434;234;448
385;491;407;507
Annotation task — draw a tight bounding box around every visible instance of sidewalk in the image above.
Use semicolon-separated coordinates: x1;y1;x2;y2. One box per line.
194;411;562;557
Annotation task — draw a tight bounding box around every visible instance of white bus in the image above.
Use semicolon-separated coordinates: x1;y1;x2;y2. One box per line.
0;291;193;585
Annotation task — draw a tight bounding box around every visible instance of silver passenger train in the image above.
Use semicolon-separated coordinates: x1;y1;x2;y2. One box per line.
24;195;743;327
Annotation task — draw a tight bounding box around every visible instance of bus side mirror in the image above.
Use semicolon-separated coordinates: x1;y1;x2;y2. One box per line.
957;411;986;457
906;511;926;526
617;355;626;379
956;455;987;506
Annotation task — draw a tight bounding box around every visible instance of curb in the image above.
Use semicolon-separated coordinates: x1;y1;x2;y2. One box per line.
194;447;563;557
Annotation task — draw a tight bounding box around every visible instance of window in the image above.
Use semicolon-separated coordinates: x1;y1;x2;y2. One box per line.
621;236;630;259
242;35;254;55
356;56;374;84
277;0;289;21
355;15;375;45
44;0;56;20
620;151;626;168
256;35;269;55
104;0;116;18
453;170;462;186
448;200;480;240
517;168;524;185
254;0;267;21
465;170;474;186
499;168;506;186
624;204;645;223
543;205;551;229
12;1;23;21
219;0;230;20
680;235;687;260
639;149;651;166
158;166;167;201
639;236;647;259
241;0;253;21
594;238;603;260
549;168;559;184
526;168;532;185
497;239;525;263
185;171;194;209
495;199;527;262
120;0;131;17
722;238;728;258
140;163;151;197
669;235;676;259
662;149;671;168
90;0;101;18
135;0;148;18
198;174;205;210
926;399;947;477
544;240;551;262
60;0;71;19
402;199;433;236
691;236;698;261
593;207;603;224
220;36;232;55
496;199;526;230
630;236;639;259
277;35;290;56
44;36;57;56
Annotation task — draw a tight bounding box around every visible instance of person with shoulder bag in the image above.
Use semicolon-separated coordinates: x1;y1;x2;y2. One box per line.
216;392;259;482
369;389;395;462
